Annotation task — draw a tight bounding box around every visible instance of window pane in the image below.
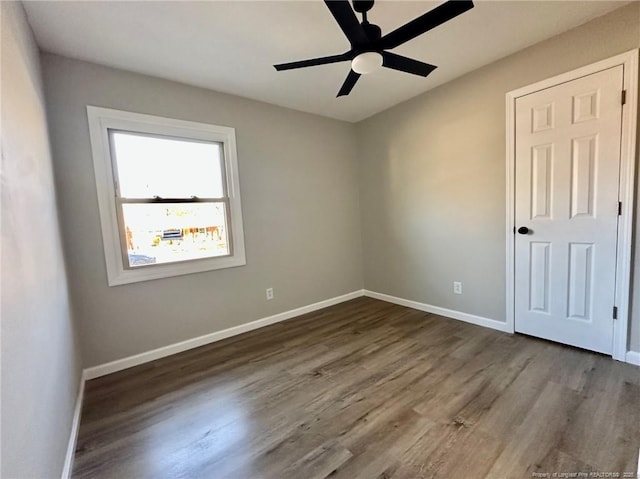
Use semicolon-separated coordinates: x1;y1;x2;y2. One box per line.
111;132;224;198
121;202;229;267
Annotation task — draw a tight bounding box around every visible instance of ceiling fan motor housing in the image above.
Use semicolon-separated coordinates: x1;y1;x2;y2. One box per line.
361;23;382;50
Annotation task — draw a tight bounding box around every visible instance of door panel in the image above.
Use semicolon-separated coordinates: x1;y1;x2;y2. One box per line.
567;242;592;320
529;242;550;313
514;66;623;354
570;135;596;218
531;144;552;220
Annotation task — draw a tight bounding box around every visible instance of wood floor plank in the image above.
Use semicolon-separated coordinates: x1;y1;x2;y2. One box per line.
485;380;584;478
553;355;640;473
72;297;640;478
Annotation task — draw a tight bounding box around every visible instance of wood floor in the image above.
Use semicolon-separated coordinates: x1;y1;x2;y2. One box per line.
72;297;640;479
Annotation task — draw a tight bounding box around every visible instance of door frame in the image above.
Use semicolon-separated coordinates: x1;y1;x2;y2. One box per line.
505;49;638;362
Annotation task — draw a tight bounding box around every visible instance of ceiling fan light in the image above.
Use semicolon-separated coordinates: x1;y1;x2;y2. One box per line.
351;52;383;75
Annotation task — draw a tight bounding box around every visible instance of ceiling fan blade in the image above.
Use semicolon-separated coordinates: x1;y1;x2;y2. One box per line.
324;0;369;48
274;52;351;71
382;52;437;77
380;0;474;50
337;70;361;97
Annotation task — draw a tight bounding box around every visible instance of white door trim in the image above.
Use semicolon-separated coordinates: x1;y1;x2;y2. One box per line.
505;49;638;361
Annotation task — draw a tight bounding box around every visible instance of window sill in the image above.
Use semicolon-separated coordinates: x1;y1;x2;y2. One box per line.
107;254;247;286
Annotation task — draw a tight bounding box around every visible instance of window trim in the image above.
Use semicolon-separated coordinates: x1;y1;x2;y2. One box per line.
87;106;246;286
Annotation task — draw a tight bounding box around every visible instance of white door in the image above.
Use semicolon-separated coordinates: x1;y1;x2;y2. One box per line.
514;65;624;354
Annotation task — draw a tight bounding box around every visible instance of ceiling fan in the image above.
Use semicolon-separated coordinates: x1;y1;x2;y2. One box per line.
274;0;474;97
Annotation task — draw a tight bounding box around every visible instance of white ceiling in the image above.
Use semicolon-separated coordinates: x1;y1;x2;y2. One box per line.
23;1;630;122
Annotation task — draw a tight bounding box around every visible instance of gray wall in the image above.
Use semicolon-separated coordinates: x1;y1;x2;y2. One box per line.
1;2;82;477
41;54;364;368
356;3;640;349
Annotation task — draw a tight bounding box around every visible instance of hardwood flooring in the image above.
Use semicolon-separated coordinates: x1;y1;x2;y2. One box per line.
72;297;640;479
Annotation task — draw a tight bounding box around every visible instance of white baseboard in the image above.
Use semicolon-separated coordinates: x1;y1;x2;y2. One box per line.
61;373;85;479
363;289;512;333
84;290;364;380
626;351;640;366
80;287;639;379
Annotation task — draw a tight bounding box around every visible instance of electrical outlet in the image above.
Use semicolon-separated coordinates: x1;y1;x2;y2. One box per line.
266;288;274;300
453;281;462;295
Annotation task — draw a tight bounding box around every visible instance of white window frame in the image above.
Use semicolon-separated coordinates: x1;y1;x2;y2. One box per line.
87;106;246;286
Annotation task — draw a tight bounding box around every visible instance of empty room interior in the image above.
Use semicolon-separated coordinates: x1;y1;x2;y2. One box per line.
3;0;640;478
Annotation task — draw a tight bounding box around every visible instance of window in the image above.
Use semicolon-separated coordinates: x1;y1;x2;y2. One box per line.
87;106;245;285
